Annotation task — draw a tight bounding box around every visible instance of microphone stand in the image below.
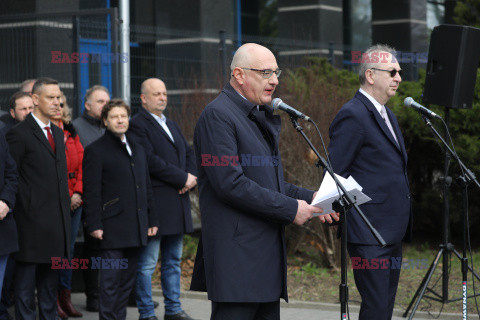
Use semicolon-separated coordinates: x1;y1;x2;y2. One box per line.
403;114;480;319
288;115;386;319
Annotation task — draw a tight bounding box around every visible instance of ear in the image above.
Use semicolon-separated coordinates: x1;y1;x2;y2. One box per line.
103;118;108;127
84;101;91;111
10;109;15;119
31;93;40;106
365;69;375;85
232;67;245;85
140;93;147;105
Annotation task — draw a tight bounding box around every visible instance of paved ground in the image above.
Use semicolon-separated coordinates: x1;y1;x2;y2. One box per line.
68;290;459;320
5;289;462;319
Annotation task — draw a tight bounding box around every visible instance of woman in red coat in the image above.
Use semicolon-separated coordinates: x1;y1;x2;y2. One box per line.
51;94;84;318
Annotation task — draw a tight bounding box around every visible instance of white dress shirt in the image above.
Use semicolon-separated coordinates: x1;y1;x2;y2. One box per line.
121;135;132;156
150;112;175;142
31;112;52;140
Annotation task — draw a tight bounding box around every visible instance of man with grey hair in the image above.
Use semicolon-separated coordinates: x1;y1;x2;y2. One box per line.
20;79;36;95
72;84;110;312
73;85;110;147
328;44;411;319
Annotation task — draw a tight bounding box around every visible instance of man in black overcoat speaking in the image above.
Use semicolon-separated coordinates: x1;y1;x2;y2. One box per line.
191;43;339;319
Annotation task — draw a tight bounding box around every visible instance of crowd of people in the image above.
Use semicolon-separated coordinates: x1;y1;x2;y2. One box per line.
0;78;197;320
0;42;410;320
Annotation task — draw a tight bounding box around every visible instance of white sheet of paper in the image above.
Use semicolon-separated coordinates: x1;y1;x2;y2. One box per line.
311;172;371;216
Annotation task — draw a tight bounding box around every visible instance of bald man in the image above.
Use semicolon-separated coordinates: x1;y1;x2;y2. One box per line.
190;43;338;319
129;78;197;320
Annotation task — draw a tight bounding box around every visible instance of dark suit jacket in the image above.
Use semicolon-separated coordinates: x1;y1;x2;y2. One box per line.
190;83;314;303
328;90;411;245
83;130;157;250
129;107;196;236
0;132;18;256
6;113;71;263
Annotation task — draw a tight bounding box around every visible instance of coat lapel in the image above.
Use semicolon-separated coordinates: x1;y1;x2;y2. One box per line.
356;91;402;153
139;108;177;149
27;115;56;157
386;107;408;163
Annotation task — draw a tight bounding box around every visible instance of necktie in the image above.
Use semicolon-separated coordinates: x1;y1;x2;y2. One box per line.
45;126;56;153
380;106;398;145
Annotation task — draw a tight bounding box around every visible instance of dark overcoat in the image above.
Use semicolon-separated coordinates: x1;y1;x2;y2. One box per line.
82;130;157;250
6;113;71;263
0;132;18;256
191;83;313;303
129;107;196;236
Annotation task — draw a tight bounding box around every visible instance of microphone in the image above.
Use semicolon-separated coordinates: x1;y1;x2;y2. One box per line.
271;98;310;121
404;97;442;119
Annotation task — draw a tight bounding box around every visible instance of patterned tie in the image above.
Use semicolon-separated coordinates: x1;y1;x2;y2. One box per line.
44;126;56;153
380;106;398;145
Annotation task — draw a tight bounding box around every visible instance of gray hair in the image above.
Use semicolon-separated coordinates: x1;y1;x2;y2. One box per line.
20;79;36;92
84;85;110;104
358;44;397;85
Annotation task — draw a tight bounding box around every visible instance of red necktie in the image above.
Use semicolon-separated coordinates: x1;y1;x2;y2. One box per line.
45;126;56;153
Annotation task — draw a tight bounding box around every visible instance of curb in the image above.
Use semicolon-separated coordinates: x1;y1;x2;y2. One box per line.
152;289;465;319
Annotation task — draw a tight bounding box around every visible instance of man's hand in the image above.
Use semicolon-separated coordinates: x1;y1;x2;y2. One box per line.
90;229;103;240
148;226;158;237
179;173;197;194
318;212;340;224
71;193;82;211
0;200;9;220
312;191;317;203
293;200;323;225
185;173;197;189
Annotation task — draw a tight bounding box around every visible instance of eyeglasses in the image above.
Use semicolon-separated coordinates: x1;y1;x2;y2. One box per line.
371;68;402;78
60;103;64;108
241;68;282;79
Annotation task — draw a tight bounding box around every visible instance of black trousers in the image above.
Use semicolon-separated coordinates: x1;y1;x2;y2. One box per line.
211;301;280;320
14;262;58;320
82;229;101;300
99;247;140;320
347;242;402;320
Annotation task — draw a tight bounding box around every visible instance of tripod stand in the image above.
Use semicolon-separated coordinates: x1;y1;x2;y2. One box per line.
287;115;386;319
403;109;480;319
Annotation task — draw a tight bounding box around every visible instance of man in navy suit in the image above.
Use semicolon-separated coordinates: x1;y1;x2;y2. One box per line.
191;43;338;320
129;78;197;320
328;45;411;319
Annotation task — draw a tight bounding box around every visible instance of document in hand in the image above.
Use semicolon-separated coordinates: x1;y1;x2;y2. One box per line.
311;172;371;216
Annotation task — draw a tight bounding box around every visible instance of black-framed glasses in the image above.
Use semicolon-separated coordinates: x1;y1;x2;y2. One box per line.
371;67;402;78
241;68;282;79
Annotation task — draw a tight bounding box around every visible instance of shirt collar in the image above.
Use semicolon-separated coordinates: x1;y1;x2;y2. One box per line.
149;111;166;124
31;112;51;128
359;88;383;114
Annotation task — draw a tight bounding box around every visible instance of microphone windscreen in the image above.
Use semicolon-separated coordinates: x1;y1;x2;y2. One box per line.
404;97;414;107
271;98;282;110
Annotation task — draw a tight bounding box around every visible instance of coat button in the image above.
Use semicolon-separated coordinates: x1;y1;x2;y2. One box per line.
136;185;139;189
131;162;134;167
406;194;411;199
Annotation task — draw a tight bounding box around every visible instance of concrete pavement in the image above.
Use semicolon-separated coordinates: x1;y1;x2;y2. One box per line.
65;289;459;320
4;289;462;319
